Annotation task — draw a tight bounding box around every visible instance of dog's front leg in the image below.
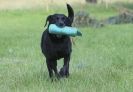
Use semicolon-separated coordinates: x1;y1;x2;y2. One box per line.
46;59;54;78
59;55;70;77
52;60;60;79
46;59;60;79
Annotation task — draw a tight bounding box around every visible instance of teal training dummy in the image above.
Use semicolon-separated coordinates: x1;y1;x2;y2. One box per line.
48;24;82;37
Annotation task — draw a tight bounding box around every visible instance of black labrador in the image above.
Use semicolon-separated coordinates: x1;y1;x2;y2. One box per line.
41;4;74;79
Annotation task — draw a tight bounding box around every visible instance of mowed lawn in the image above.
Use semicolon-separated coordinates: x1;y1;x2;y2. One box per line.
0;5;133;92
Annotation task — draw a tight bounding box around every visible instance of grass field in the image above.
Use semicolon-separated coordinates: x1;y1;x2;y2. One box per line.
0;4;133;92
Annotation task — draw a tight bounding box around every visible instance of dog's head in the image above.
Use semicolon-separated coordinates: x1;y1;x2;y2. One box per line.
44;4;74;28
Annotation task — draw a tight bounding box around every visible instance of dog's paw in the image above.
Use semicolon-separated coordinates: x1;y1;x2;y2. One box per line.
59;68;69;78
59;68;64;77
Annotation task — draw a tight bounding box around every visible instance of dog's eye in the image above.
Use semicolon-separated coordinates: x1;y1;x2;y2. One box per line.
56;17;59;20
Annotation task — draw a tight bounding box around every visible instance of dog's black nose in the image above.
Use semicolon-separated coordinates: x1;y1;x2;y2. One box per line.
59;23;65;27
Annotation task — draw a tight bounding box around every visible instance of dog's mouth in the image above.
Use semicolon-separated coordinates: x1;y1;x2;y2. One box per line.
56;26;65;38
56;24;65;28
57;26;65;29
56;34;62;38
55;25;66;38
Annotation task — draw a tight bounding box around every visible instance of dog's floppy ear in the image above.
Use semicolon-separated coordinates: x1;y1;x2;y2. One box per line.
44;15;52;27
67;4;74;25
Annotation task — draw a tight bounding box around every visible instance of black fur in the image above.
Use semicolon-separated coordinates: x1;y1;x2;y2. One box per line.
41;4;74;78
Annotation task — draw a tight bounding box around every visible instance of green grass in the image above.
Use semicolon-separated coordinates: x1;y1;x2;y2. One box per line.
0;5;133;92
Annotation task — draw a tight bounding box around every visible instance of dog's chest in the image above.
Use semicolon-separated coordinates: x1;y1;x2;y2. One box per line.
49;42;70;52
45;39;71;59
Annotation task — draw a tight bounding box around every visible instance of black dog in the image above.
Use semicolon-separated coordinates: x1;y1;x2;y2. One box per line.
41;4;74;78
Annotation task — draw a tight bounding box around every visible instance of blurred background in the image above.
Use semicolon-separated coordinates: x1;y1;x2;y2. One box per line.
0;0;132;10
